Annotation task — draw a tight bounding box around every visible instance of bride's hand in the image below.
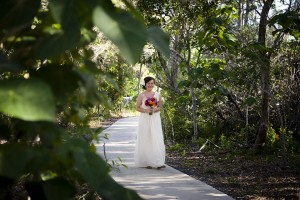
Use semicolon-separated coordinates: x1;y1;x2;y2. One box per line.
150;108;154;114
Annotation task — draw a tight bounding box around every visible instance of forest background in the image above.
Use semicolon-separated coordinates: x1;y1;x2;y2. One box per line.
0;0;299;199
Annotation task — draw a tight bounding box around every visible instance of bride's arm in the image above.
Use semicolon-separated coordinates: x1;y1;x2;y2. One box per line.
155;94;163;112
136;93;148;113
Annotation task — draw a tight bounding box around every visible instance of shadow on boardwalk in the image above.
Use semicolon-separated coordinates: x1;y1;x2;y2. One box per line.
95;117;234;200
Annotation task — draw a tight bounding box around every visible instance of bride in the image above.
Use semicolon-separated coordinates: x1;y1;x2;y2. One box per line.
134;76;166;169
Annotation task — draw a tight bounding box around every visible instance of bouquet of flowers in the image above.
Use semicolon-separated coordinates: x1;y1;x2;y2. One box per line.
145;97;158;115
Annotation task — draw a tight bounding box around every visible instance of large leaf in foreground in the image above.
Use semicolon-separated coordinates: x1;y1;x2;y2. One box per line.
43;177;76;200
147;26;170;58
34;65;81;103
0;0;40;31
0;78;55;121
0;144;33;179
36;0;81;59
93;6;147;64
71;139;143;200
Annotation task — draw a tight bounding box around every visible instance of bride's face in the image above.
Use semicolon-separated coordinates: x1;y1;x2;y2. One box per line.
146;80;155;91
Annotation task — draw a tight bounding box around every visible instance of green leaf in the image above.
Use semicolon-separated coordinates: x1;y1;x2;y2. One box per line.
34;65;81;103
119;0;145;23
71;139;109;179
71;139;142;200
218;86;229;96
178;80;192;88
291;30;300;39
36;0;81;59
224;33;237;43
93;6;147;64
0;124;10;140
21;121;63;148
78;73;102;105
0;56;23;73
43;177;76;200
35;32;81;60
25;181;47;199
49;0;80;30
0;0;40;31
0;144;32;179
243;97;256;107
0;78;55;121
147;26;170;58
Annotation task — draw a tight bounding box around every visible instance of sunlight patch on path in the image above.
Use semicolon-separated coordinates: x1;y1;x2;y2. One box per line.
95;117;234;200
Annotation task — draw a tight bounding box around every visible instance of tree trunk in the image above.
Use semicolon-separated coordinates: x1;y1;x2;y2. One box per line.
244;0;250;26
185;32;198;144
254;0;274;151
191;84;198;143
137;63;142;95
238;0;243;29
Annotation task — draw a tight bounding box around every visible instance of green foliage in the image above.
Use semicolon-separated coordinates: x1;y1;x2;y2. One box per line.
266;126;277;146
93;7;147;64
147;26;170;58
168;143;182;151
0;78;55;121
140;0;299;162
0;0;170;199
219;134;232;149
269;11;300;39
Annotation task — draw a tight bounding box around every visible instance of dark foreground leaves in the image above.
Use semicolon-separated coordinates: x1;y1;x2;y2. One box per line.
166;149;300;200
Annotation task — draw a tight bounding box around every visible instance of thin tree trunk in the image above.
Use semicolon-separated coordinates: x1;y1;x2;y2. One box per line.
185;34;198;144
238;0;243;29
157;31;182;93
244;0;250;26
191;85;198;143
254;0;274;151
137;63;142;95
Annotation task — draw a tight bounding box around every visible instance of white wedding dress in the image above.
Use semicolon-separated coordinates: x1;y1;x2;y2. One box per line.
134;92;165;168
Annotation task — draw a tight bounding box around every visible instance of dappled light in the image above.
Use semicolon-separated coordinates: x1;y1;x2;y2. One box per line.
1;0;299;199
96;117;233;199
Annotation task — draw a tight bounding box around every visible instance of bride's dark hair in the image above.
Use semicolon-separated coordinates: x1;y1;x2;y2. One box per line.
142;76;155;90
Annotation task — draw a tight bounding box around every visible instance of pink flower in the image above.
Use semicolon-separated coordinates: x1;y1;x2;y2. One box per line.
145;97;158;115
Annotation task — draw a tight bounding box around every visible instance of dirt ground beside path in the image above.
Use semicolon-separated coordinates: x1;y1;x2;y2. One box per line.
166;150;300;200
93;117;300;199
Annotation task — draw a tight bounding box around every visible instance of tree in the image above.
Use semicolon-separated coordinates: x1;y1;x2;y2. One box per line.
0;0;169;199
254;0;274;150
137;0;239;145
253;0;300;150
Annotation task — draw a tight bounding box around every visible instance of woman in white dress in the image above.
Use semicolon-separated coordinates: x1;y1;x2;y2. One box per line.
134;76;166;169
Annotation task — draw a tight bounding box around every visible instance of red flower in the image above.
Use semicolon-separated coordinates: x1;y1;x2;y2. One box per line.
145;97;158;115
145;97;158;107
